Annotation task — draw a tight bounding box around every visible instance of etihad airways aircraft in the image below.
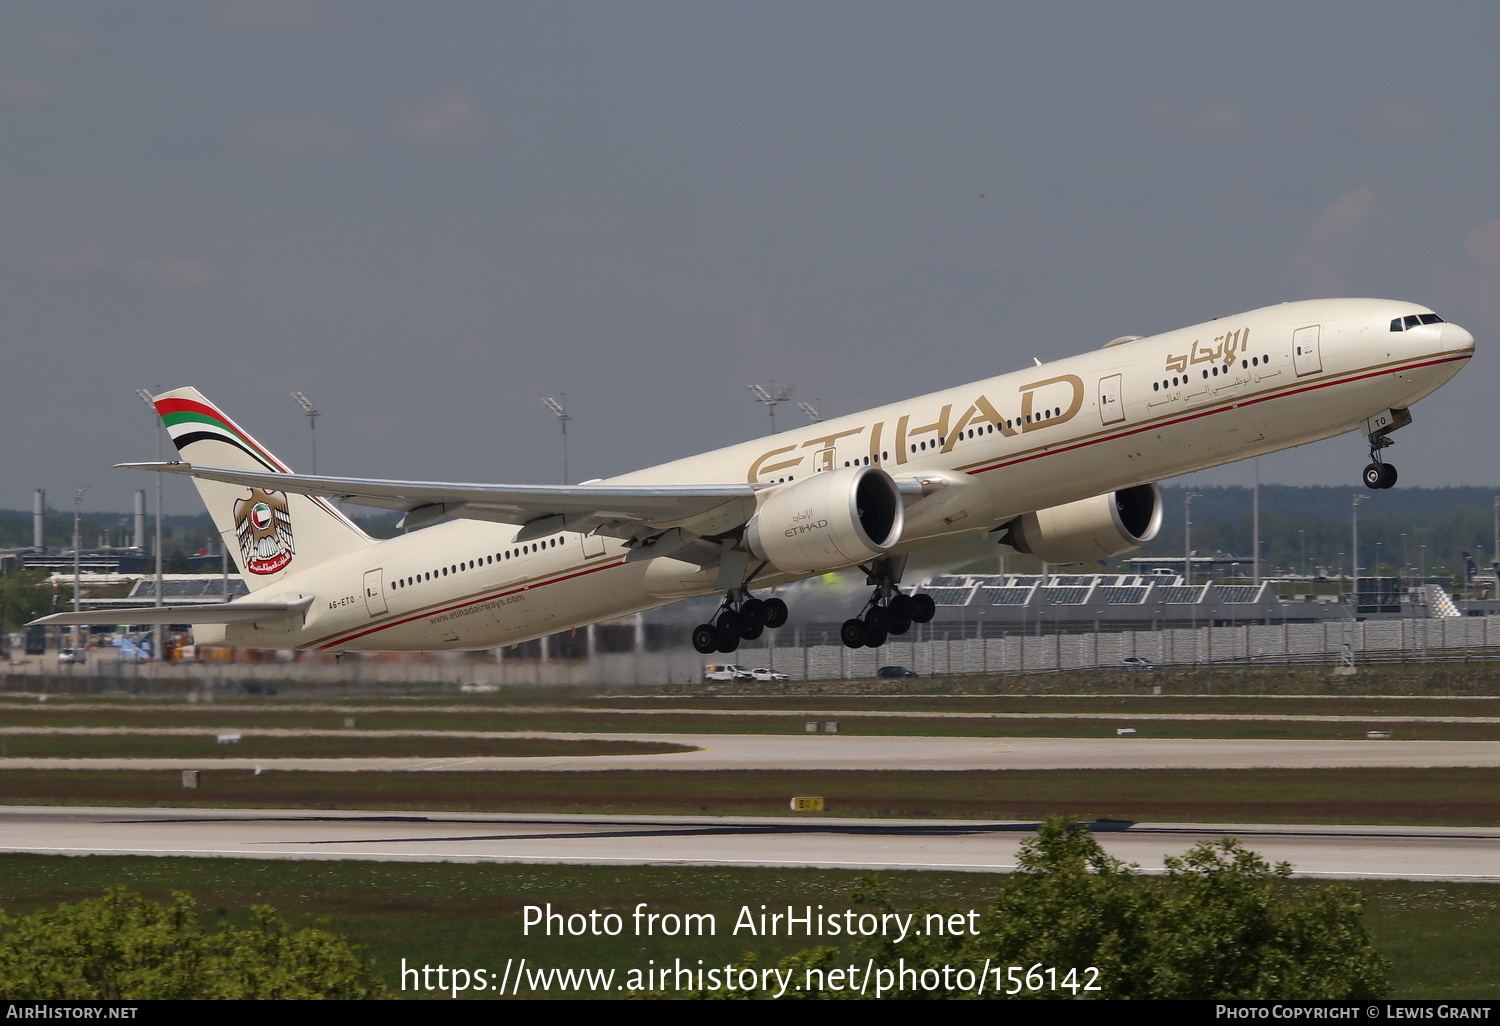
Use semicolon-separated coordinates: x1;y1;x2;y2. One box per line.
36;298;1474;655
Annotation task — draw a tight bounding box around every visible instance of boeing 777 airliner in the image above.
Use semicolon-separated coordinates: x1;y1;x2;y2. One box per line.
36;298;1474;655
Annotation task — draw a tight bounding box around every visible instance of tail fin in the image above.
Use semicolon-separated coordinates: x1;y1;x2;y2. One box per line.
154;387;372;592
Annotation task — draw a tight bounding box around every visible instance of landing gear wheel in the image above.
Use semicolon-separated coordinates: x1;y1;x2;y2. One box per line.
763;597;789;629
739;621;764;641
862;623;888;648
864;606;891;633
740;598;767;630
714;609;742;637
911;594;936;623
888;594;916;621
840;619;866;649
888;615;913;636
715;627;740;653
1363;462;1399;490
692;624;718;655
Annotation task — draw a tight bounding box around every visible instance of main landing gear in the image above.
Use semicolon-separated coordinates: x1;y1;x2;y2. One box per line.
840;557;935;649
691;591;790;654
839;589;935;649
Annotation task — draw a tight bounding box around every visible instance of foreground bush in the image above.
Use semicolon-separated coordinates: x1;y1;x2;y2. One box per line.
716;818;1389;1000
0;887;388;999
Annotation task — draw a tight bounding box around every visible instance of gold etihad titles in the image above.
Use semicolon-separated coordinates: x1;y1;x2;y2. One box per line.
746;373;1086;483
1165;326;1250;375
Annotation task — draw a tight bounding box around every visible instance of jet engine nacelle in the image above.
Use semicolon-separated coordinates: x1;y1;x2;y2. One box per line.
745;466;904;574
1008;483;1163;565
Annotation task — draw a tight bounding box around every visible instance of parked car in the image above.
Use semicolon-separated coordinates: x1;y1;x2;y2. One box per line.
877;665;918;678
703;664;753;682
748;667;788;681
1120;656;1157;669
57;647;88;665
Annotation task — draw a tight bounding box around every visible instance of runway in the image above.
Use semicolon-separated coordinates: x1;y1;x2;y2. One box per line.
6;734;1498;880
1;805;1496;881
7;733;1500;772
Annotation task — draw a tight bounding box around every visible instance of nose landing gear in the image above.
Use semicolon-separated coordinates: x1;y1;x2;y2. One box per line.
1362;460;1397;490
1361;407;1411;490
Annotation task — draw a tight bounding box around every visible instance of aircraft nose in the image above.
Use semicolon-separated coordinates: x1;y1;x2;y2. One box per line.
1441;321;1476;355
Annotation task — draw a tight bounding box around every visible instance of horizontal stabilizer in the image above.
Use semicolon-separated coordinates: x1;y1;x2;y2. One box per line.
30;596;315;627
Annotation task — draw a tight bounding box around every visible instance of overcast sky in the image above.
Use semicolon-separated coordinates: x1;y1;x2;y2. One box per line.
5;1;1498;515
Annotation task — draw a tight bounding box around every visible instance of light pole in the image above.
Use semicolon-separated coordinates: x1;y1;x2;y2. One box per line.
1252;458;1260;584
134;389;164;662
1351;494;1366;611
749;382;794;434
290;392;320;473
71;486;88;653
797;400;822;424
1184;492;1201;585
542;395;570;485
1299;528;1306;579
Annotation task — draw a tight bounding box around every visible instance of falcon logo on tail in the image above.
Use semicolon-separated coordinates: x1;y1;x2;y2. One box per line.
234;488;295;575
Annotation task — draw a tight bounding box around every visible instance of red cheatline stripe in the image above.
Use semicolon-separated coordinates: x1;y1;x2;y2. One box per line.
965;352;1471;478
314;559;627;649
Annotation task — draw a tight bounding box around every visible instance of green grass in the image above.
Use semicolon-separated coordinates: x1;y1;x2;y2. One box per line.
0;855;1492;999
2;767;1496;826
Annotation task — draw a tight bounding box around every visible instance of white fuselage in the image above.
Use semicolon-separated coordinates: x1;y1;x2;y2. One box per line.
214;298;1473;652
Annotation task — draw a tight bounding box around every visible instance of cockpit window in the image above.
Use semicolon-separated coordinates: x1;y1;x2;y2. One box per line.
1391;312;1447;331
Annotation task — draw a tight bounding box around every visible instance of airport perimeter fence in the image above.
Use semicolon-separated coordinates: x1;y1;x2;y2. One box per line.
747;614;1500;682
7;615;1500;690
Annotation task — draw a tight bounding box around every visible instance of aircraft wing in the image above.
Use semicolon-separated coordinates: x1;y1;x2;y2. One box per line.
119;462;761;541
30;596;315;627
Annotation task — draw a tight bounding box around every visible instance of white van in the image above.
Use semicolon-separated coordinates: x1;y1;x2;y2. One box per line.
704;664;752;682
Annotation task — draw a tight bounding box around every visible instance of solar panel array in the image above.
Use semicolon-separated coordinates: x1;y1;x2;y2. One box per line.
1158;587;1205;604
922;574;1273;609
923;587;974;606
983;588;1033;605
1040;587;1090;604
128;578;249;598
